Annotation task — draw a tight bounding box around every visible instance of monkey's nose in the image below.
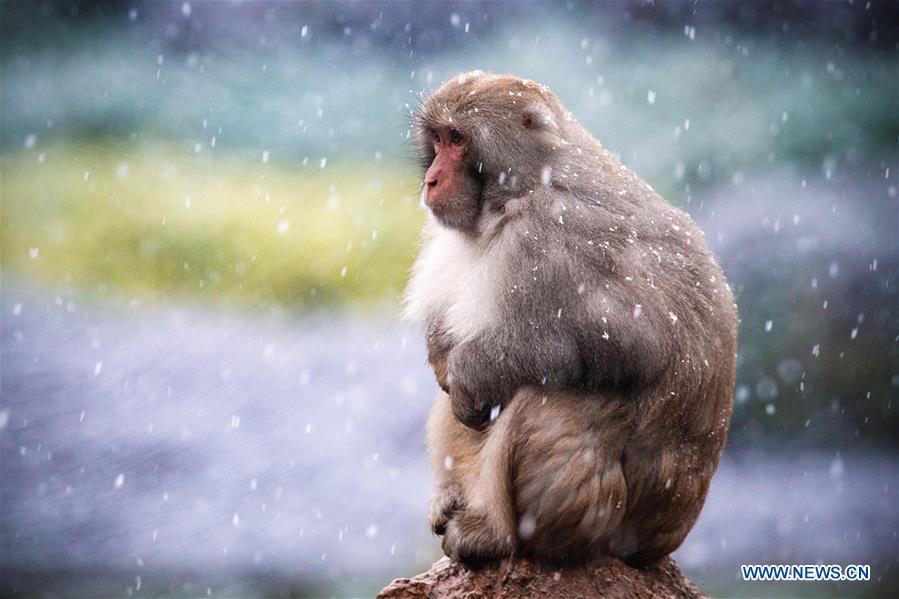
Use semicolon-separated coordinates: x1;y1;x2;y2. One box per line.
426;177;439;189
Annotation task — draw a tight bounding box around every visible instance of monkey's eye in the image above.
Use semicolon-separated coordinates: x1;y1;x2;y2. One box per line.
449;129;463;145
433;131;441;144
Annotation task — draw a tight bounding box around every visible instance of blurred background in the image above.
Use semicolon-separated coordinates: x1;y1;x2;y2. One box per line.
1;1;897;597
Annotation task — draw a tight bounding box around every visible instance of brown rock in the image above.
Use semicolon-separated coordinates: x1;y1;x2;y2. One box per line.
377;556;707;598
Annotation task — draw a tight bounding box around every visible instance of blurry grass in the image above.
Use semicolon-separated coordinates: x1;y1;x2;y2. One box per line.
1;140;424;310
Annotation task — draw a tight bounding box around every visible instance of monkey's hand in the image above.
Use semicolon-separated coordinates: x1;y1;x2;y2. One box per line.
448;385;493;431
446;345;513;431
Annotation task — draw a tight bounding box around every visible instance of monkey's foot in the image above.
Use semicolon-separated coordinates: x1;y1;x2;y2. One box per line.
428;483;464;536
442;511;513;568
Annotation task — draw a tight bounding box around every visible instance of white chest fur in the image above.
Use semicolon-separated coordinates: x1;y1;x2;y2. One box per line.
404;220;501;342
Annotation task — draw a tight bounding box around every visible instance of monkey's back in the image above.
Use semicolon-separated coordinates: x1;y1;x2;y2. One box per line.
496;151;738;563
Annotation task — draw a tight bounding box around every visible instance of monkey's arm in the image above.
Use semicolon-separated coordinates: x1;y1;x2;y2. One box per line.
445;326;582;430
425;320;452;392
443;271;670;429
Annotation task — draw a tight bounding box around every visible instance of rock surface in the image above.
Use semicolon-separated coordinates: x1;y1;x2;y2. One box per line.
378;556;707;598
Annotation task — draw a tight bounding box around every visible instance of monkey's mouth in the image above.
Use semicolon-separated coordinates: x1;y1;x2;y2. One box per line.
421;186;454;213
422;185;453;210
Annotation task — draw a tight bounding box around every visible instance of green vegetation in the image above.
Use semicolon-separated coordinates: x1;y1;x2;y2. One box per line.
3;8;896;315
1;141;424;310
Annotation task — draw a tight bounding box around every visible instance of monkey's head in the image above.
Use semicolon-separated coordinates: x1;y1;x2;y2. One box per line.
413;71;576;232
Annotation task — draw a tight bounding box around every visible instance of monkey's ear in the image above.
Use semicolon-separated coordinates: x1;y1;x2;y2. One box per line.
521;104;557;132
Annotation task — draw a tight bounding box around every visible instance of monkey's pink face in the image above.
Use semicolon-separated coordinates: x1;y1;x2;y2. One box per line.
424;126;466;208
421;125;482;230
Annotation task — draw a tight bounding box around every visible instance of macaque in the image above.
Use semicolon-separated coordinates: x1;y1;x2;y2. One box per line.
404;71;737;567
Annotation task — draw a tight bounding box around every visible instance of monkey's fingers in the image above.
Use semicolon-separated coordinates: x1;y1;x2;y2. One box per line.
428;483;465;536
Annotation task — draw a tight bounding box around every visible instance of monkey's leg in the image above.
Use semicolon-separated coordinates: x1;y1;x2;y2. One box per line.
509;387;632;563
426;391;517;565
610;436;714;566
425;391;479;536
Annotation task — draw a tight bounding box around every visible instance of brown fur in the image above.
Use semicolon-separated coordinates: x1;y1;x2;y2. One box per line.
408;71;738;567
